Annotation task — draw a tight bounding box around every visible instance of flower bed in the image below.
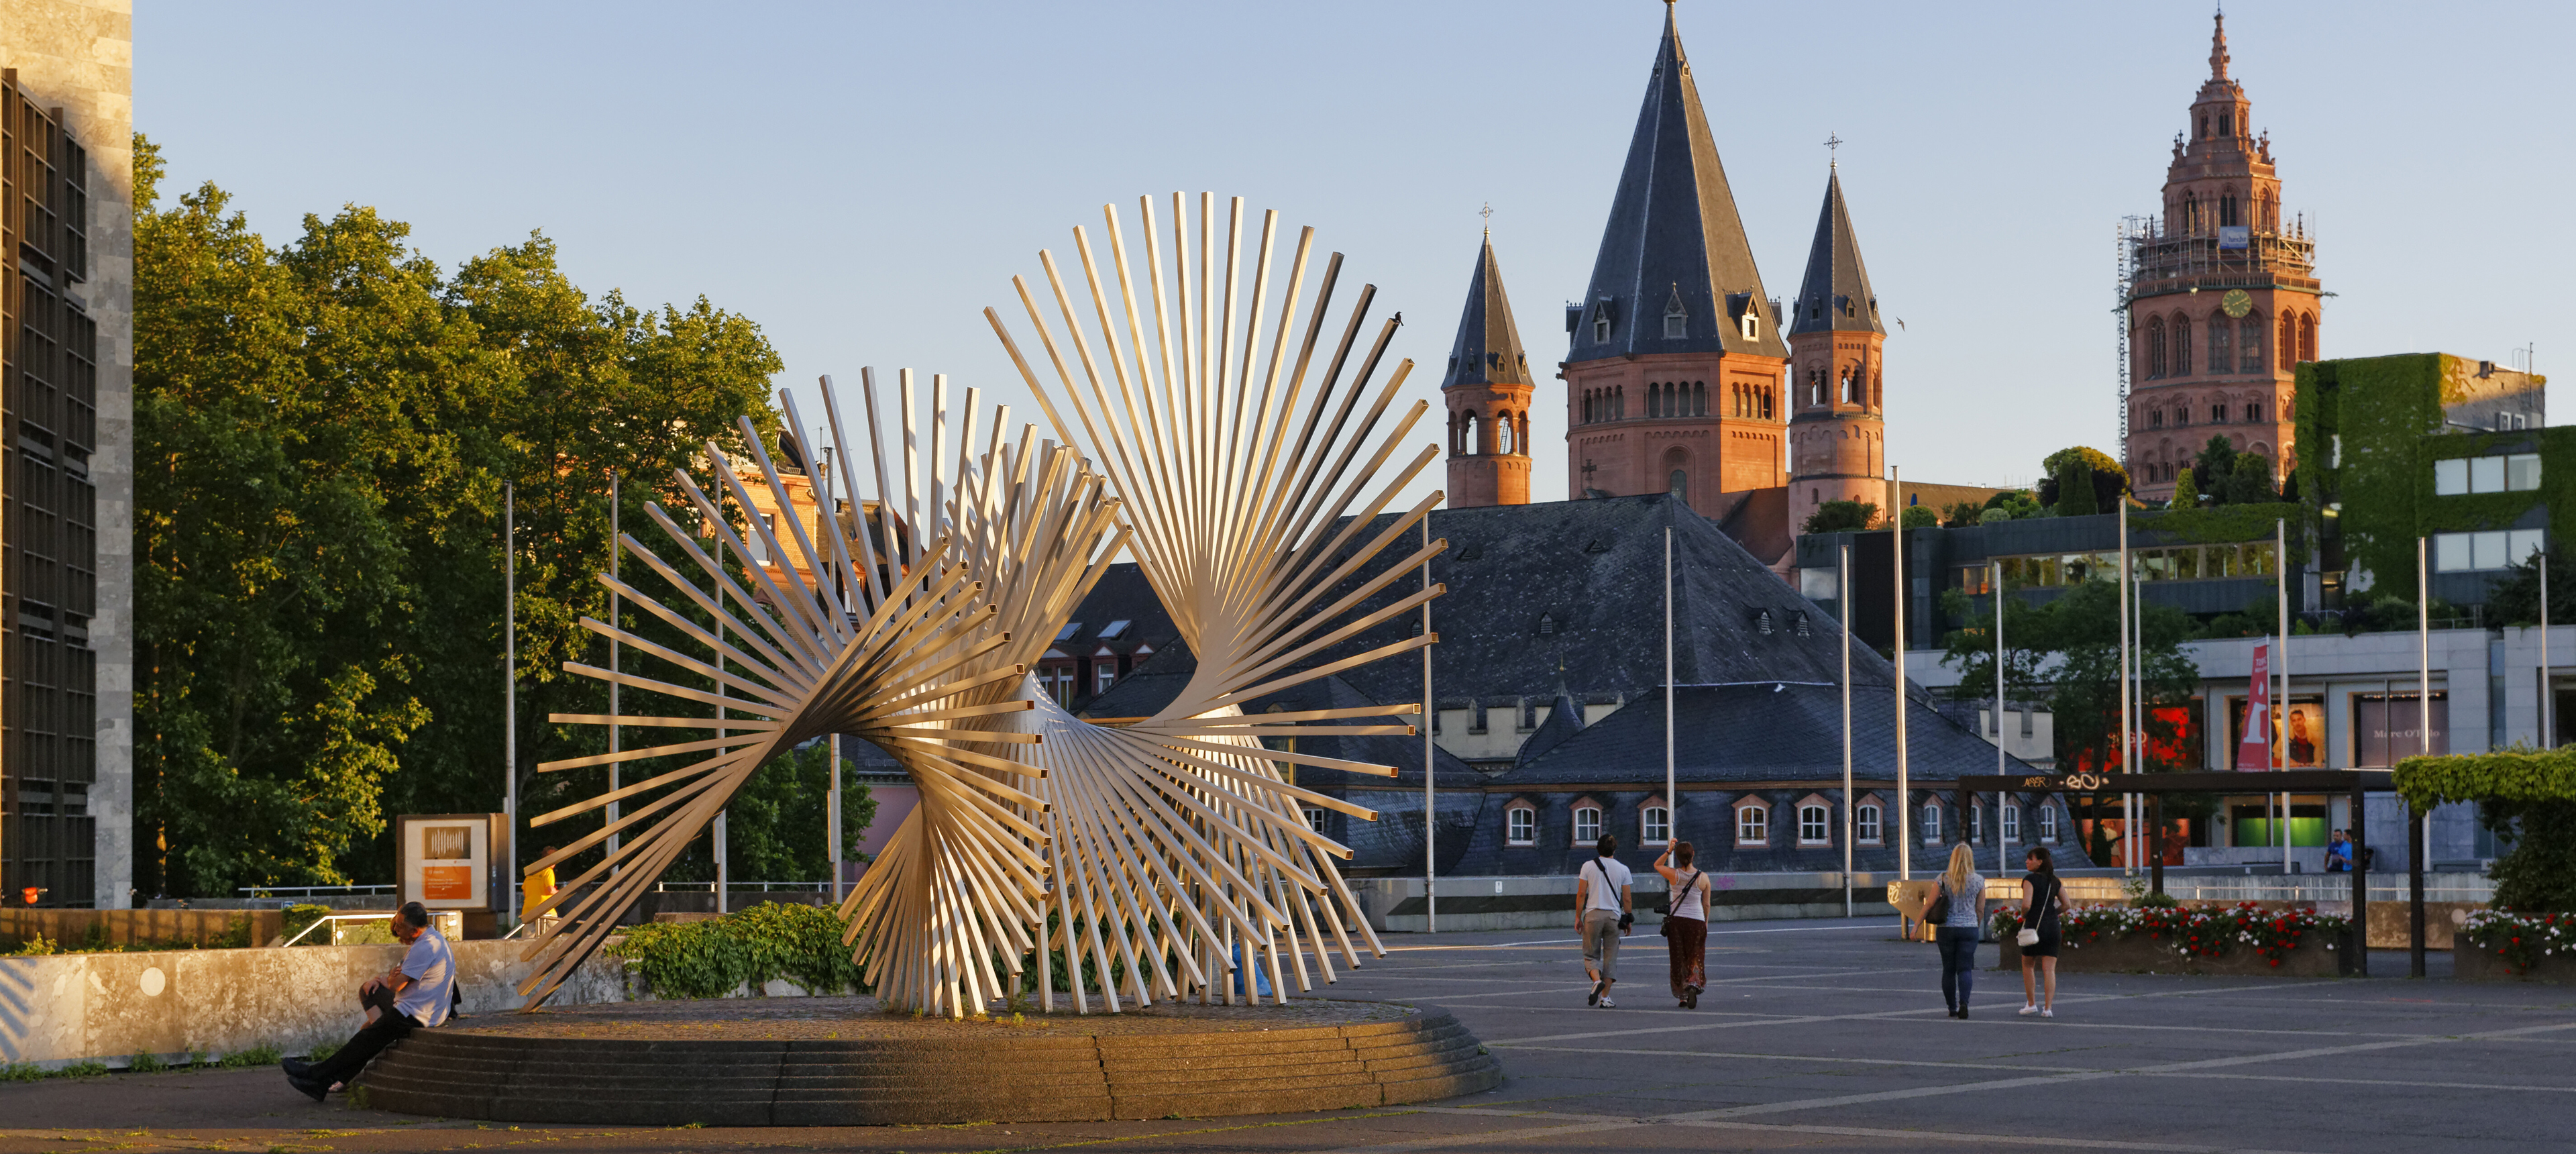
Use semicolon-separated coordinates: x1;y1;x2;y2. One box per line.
1993;902;2351;974
2453;910;2576;982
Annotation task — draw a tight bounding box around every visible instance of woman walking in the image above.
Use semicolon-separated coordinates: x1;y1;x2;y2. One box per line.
2019;846;2065;1018
1933;842;1985;1018
1654;841;1712;1008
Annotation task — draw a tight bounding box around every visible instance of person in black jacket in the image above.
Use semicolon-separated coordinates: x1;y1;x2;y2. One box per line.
2018;847;2066;1018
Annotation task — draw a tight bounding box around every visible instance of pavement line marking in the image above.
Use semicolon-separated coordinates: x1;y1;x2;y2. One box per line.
1379;924;1888;951
1676;1117;2325;1153
2140;1069;2576;1094
1494;1044;2065;1071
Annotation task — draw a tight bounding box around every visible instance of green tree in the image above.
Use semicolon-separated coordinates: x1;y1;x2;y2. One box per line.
2192;436;2238;503
2485;549;2576;627
2224;454;2278;505
711;743;879;884
136;134;788;894
2052;460;2099;516
1803;500;1878;534
2169;458;2200;508
1900;505;1940;528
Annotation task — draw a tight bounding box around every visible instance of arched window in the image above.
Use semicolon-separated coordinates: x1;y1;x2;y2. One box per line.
1921;800;1943;844
1858;800;1883;844
2207;312;2231;374
1505;802;1536;845
2038;804;2059;843
2221;192;2239;227
2240;312;2264;373
2279;311;2296;365
2147;316;2167;378
1797;796;1831;846
1572;804;1601;845
1641;796;1671;846
2298;312;2316;362
2182;191;2200;233
1760;386;1774;421
1872;373;1882;410
1461;411;1479;454
1616;386;1625;420
1968;801;1984;843
1497;412;1515;455
1695;381;1707;417
1517;413;1529;454
1733;796;1770;846
2175;315;2193;370
1669;469;1688;501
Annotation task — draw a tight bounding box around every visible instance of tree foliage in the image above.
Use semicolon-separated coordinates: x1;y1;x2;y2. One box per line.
135;134;811;896
1803;500;1878;535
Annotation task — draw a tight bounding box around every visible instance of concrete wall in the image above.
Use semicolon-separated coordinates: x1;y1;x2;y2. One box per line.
1349;871;1902;934
0;937;632;1069
0;0;135;908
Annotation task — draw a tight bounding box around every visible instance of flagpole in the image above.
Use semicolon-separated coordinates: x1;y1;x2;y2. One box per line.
1423;513;1436;933
2277;519;2291;876
2542;548;2553;747
1665;525;1675;854
1890;467;1910;880
1994;560;2008;882
2414;535;2430;978
1840;544;1854;918
504;480;517;928
2119;498;2133;876
607;472;621;872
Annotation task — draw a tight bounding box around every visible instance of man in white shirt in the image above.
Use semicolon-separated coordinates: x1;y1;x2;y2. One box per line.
286;902;455;1101
1574;835;1633;1008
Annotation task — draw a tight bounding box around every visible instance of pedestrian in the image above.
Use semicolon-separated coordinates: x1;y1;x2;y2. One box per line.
1574;834;1632;1008
2324;830;2353;874
2018;845;2065;1018
283;902;454;1101
523;845;561;928
1654;840;1711;1008
1933;841;1985;1019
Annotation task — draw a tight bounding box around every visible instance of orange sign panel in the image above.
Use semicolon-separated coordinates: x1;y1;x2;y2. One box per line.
421;865;472;901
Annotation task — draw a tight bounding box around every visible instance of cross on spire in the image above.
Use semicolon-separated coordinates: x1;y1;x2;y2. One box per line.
1823;132;1843;168
1480;201;1492;235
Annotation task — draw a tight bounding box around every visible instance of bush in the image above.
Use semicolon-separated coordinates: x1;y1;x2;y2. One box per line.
1900;505;1939;528
1802;500;1876;535
608;902;859;1001
128;1051;168;1074
1;1063;44;1082
7;934;56;957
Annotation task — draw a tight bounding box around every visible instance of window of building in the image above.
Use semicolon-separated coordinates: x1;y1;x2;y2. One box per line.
2434;529;2546;573
2240;314;2264;372
1642;804;1671;845
1735;798;1768;846
2220;192;2239;227
2001;802;2020;841
1506;804;1536;845
2176;315;2192;368
1761;386;1773;420
1497;413;1516;455
2208;315;2233;374
2298;313;2316;362
2038;804;2059;843
2243;403;2262;423
1739;311;1757;341
2150;409;2165;429
1592;301;1613;344
1305;807;1328;835
1968;803;1984;843
1574;806;1601;845
1095;663;1118;696
1665;299;1688;339
2147;316;2167;378
1921;801;1942;843
1858;802;1882;844
2434;454;2541;495
1670;469;1688;502
1799;804;1829;846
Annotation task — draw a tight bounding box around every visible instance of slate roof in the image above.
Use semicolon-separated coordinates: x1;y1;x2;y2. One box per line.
1788;167;1884;337
1564;5;1786;363
1439;234;1535;390
1490;683;2029;788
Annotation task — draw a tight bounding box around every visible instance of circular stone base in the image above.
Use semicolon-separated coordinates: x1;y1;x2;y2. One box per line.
359;996;1500;1126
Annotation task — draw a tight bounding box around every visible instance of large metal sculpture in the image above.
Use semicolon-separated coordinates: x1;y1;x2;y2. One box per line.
517;194;1444;1017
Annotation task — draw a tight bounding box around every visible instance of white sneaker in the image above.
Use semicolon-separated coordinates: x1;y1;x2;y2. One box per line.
2018;1004;2038;1016
1599;996;1615;1008
2041;1008;2054;1018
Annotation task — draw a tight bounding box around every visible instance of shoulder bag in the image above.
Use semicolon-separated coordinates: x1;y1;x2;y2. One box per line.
2017;876;2055;947
1924;878;1951;927
1657;870;1702;937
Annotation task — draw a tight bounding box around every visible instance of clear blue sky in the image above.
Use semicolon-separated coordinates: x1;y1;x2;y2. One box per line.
138;1;2569;507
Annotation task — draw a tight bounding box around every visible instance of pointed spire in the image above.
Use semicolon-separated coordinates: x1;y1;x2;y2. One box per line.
1439;233;1533;390
1790;167;1883;337
1569;2;1784;362
2210;9;2230;81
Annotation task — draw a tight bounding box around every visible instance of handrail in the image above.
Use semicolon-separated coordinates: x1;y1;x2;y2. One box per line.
277;912;394;948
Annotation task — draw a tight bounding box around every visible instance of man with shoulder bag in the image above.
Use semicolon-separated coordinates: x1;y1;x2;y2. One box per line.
1575;835;1633;1008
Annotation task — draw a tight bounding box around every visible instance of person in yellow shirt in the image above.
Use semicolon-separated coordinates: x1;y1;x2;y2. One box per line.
521;845;559;929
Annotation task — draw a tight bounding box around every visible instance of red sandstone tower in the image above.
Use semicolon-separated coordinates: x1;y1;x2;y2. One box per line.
1442;231;1535;507
1559;1;1786;517
1786;164;1888;519
2124;13;2321;500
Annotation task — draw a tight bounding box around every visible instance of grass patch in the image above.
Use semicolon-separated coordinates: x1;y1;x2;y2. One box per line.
221;1043;283;1069
127;1051;168;1073
54;1061;109;1079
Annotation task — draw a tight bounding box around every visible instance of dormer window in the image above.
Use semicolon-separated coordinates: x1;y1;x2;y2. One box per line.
1537;613;1557;636
1739;311;1758;341
1663;286;1688;339
1755;609;1774;636
1591;299;1615;344
1792;611;1811;637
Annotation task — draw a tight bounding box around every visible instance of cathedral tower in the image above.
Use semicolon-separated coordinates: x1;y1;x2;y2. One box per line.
2125;12;2321;501
1786;164;1888;519
1442;231;1534;507
1560;1;1787;517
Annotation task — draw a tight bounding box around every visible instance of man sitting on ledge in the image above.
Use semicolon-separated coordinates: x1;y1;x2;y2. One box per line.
284;901;454;1101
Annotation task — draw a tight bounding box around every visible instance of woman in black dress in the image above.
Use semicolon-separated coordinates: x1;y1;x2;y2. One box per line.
2018;846;2065;1018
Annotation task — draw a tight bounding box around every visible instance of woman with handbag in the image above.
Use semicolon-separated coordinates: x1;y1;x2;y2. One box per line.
1653;841;1712;1008
2018;846;2065;1018
1931;842;1986;1018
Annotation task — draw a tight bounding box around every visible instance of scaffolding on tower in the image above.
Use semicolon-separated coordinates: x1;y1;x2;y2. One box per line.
2114;215;2152;468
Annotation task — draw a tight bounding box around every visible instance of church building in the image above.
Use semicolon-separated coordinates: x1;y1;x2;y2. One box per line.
2125;13;2322;500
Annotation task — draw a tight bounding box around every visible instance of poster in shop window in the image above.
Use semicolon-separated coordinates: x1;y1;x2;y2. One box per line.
2226;696;2326;770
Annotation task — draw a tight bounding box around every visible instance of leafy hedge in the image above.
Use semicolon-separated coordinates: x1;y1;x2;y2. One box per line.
2393;750;2576;912
606;901;861;1000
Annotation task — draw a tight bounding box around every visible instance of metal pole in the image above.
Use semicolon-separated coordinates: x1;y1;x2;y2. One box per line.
607;472;621;870
504;481;517;928
2544;549;2554;747
1422;513;1435;933
1841;545;1854;918
1891;466;1910;880
2279;519;2291;876
2413;535;2430;977
1665;525;1674;856
1996;560;2007;883
2351;777;2369;978
821;448;839;904
2119;499;2133;876
828;732;842;904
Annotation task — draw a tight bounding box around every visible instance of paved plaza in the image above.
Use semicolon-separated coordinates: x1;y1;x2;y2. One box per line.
3;918;2570;1153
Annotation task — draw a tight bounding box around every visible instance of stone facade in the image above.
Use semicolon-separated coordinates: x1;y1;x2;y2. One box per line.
2125;13;2321;500
0;0;131;908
